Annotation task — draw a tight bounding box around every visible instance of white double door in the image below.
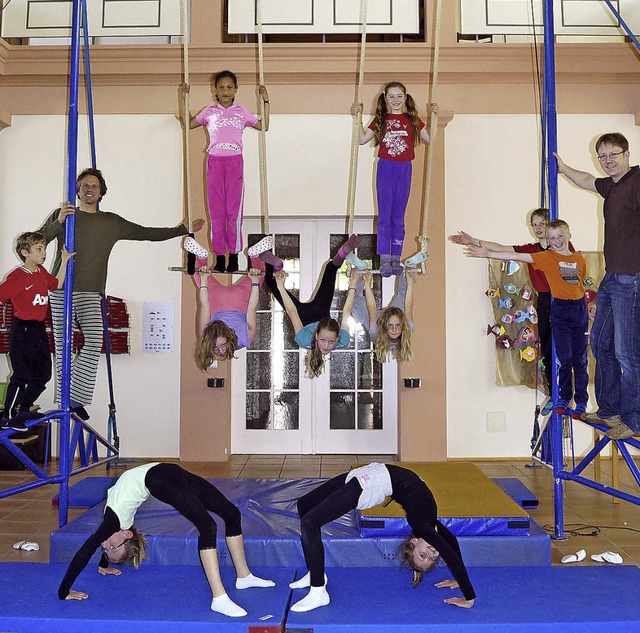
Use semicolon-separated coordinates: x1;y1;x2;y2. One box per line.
231;218;398;455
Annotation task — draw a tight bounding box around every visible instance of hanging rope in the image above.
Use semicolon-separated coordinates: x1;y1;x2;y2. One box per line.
418;0;442;266
256;0;270;234
180;0;193;233
346;0;368;235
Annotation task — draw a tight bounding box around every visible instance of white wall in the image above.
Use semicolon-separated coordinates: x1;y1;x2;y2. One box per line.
0;114;184;458
3;111;636;459
445;113;640;458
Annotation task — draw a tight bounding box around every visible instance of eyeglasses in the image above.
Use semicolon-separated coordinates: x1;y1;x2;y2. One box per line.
103;540;126;553
597;151;625;162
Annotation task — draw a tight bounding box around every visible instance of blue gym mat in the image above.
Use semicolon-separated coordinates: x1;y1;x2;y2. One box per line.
287;565;640;631
492;477;539;508
2;563;639;632
50;477;550;568
0;563;290;633
52;476;117;507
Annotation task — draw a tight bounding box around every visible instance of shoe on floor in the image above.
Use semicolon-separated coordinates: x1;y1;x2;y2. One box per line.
581;411;622;428
605;422;636;441
248;235;274;257
183;237;208;259
0;415;28;432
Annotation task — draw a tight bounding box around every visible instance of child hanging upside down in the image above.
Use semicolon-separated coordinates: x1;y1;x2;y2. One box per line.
350;268;416;363
184;235;273;368
258;235;359;378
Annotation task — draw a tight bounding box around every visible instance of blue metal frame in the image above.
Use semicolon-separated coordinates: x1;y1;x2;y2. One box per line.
0;0;119;524
545;0;640;539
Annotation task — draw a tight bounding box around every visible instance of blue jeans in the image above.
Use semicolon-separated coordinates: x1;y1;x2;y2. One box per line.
590;272;640;431
551;299;589;408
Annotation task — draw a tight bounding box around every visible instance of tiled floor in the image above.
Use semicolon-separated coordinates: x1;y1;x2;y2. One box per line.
1;454;640;570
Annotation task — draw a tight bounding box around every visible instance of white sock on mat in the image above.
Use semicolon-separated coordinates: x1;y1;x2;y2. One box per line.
290;585;330;612
210;593;247;617
236;572;275;589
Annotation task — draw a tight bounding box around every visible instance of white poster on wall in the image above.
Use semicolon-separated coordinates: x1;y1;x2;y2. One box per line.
142;302;174;354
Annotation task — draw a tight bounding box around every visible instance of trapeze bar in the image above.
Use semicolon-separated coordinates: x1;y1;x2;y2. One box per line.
343;267;424;276
168;267;265;275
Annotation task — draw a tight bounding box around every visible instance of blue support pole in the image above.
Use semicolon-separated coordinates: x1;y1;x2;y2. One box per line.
59;0;82;527
542;0;566;541
81;0;98;171
602;0;640;53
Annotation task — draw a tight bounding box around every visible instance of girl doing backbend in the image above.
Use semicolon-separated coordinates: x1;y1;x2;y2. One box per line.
58;462;274;617
289;463;475;612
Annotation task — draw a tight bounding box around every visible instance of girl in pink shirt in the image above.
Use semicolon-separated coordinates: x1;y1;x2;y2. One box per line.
180;71;270;273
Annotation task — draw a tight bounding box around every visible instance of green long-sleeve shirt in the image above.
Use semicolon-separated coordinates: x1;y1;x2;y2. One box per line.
39;208;187;294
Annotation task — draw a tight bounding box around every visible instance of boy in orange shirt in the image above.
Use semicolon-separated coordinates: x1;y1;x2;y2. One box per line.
465;219;588;420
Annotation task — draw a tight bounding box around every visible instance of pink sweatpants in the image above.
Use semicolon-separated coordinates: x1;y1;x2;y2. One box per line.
206;153;245;255
194;257;265;314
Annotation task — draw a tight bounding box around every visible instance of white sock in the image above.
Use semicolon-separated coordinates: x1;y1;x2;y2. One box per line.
289;572;327;589
210;593;247;618
290;585;330;613
236;572;275;589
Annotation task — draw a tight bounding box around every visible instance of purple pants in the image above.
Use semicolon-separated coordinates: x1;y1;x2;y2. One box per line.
206;153;245;255
375;158;413;256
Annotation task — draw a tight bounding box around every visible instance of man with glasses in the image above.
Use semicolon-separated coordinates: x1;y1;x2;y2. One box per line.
554;133;640;440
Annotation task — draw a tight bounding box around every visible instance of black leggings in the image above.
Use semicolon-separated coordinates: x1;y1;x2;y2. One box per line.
297;474;362;586
145;463;242;550
265;261;339;326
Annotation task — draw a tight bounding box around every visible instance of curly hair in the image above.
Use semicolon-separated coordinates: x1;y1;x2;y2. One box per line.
374;307;412;363
372;82;421;149
397;537;440;588
304;317;340;379
119;528;148;568
195;320;238;370
15;232;46;262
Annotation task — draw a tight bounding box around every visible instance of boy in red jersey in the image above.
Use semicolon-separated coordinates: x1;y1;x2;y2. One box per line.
0;232;73;431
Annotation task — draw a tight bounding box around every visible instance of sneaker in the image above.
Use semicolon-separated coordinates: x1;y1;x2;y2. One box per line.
213;255;226;273
226;254;239;273
345;252;368;271
19;410;45;421
183;237;209;259
581;411;622;428
605;422;636;441
554;401;568;416
0;415;28;432
248;235;275;258
403;250;429;268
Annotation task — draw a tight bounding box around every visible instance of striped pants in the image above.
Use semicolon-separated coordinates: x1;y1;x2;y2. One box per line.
50;291;104;406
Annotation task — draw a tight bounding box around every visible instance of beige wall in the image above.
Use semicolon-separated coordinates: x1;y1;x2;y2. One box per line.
1;0;639;461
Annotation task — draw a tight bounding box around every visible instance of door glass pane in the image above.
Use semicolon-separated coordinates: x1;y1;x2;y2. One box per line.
329;392;355;430
274;391;299;430
329;234;385;434
357;391;383;430
246;233;301;432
